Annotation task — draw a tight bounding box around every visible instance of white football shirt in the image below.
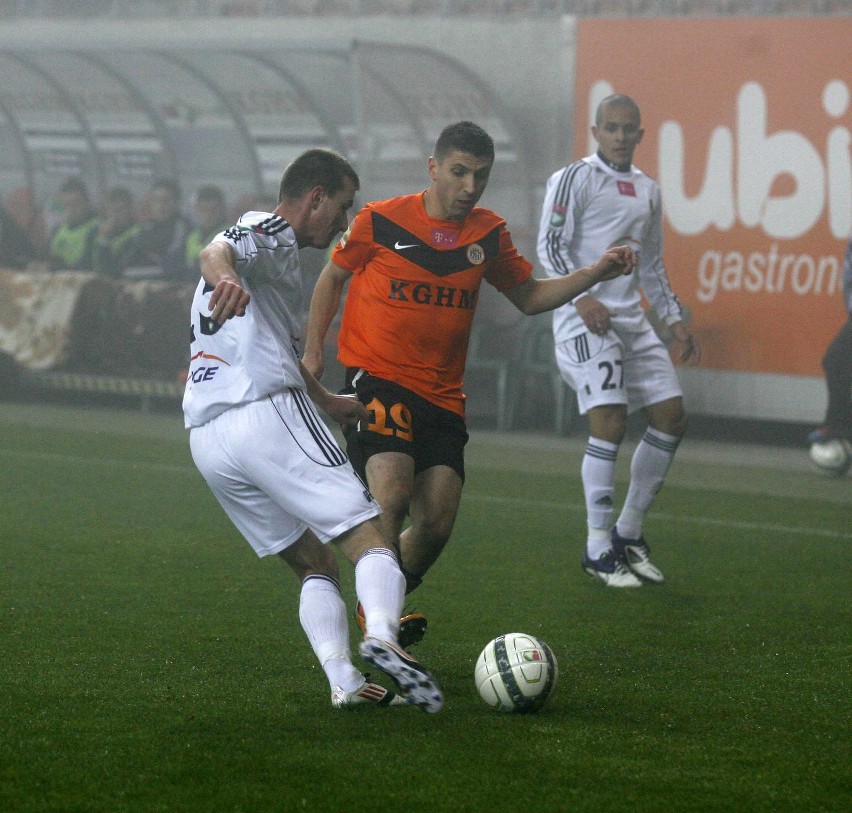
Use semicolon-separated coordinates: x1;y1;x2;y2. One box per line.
182;211;306;428
537;153;684;344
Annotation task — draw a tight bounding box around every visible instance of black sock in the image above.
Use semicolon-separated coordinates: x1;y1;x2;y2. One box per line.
402;569;423;596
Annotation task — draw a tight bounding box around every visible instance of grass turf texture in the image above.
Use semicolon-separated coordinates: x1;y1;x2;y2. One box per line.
1;403;849;812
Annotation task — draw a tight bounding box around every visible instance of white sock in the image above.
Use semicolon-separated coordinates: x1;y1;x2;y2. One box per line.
582;437;619;557
616;427;680;540
299;575;362;692
354;547;405;643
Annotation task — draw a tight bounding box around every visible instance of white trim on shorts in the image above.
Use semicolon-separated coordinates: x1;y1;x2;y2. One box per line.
554;322;683;416
189;390;381;557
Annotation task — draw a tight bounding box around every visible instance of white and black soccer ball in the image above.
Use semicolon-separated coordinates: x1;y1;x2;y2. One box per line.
474;632;558;713
809;438;852;477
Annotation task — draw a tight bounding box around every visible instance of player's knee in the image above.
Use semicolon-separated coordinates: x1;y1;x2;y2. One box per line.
648;398;688;438
665;409;688;438
587;403;628;444
381;481;413;522
334;516;396;567
418;508;456;545
282;533;340;582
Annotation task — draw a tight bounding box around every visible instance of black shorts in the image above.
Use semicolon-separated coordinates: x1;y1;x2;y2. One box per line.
343;370;469;483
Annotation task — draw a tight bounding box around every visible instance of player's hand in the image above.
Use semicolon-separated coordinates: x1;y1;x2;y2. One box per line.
208;278;250;324
593;244;637;281
325;392;369;430
670;321;701;365
575;296;616;336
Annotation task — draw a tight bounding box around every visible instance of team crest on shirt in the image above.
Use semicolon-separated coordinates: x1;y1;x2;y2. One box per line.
550;204;567;228
466;243;485;265
617;181;637;197
223;225;247;242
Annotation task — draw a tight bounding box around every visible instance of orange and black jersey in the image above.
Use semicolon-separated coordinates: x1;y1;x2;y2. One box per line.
331;192;532;416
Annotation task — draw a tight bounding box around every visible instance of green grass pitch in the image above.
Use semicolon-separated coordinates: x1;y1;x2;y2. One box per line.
1;402;849;812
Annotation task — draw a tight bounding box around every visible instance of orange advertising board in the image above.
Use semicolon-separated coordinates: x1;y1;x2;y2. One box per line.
575;18;850;376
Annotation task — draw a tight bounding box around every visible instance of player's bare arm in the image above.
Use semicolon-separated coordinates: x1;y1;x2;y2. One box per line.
199;241;251;324
303;261;353;380
298;360;368;429
502;245;636;315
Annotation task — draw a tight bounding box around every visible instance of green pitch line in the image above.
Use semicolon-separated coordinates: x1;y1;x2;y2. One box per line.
463;492;852;541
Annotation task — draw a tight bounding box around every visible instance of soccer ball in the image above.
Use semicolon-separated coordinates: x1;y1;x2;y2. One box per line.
474;633;558;713
809;438;852;477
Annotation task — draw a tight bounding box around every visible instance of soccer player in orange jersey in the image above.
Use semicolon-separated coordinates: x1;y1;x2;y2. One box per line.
303;122;636;646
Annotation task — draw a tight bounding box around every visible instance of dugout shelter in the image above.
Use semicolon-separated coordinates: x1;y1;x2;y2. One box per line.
0;41;536;247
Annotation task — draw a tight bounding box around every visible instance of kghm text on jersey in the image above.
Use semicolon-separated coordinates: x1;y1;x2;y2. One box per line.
388;279;478;309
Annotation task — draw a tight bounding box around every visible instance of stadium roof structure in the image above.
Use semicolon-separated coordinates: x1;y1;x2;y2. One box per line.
0;42;535;232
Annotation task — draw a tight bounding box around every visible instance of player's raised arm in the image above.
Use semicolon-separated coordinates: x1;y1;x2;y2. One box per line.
199;241;251;324
501;245;636;315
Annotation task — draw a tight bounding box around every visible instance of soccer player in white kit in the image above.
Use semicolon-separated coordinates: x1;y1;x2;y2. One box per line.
537;94;700;588
183;149;442;711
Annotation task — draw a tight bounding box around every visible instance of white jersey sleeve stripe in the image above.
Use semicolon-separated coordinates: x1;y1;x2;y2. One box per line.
542;162;585;277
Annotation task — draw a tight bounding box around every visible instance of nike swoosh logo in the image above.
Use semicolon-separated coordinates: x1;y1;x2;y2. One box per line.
394;241;419;250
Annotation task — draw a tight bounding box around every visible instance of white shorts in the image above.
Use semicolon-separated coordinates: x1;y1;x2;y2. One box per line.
554;323;683;416
190;389;381;557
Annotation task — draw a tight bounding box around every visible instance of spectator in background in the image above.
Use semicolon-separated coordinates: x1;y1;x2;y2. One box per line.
228;191;279;226
4;186;48;265
124;178;192;281
184;185;228;275
93;187;142;277
808;237;852;450
48;176;98;271
0;200;39;270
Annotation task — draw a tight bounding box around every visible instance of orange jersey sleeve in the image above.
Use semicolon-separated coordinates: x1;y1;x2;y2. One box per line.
331;192;532;415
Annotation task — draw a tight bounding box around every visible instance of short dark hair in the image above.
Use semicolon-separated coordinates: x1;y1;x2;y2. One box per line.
195;184;225;205
59;176;90;199
151;178;182;201
595;94;641;127
433;121;494;163
278;149;360;203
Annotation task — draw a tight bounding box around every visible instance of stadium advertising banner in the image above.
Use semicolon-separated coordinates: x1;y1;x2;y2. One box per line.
575;18;850;378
